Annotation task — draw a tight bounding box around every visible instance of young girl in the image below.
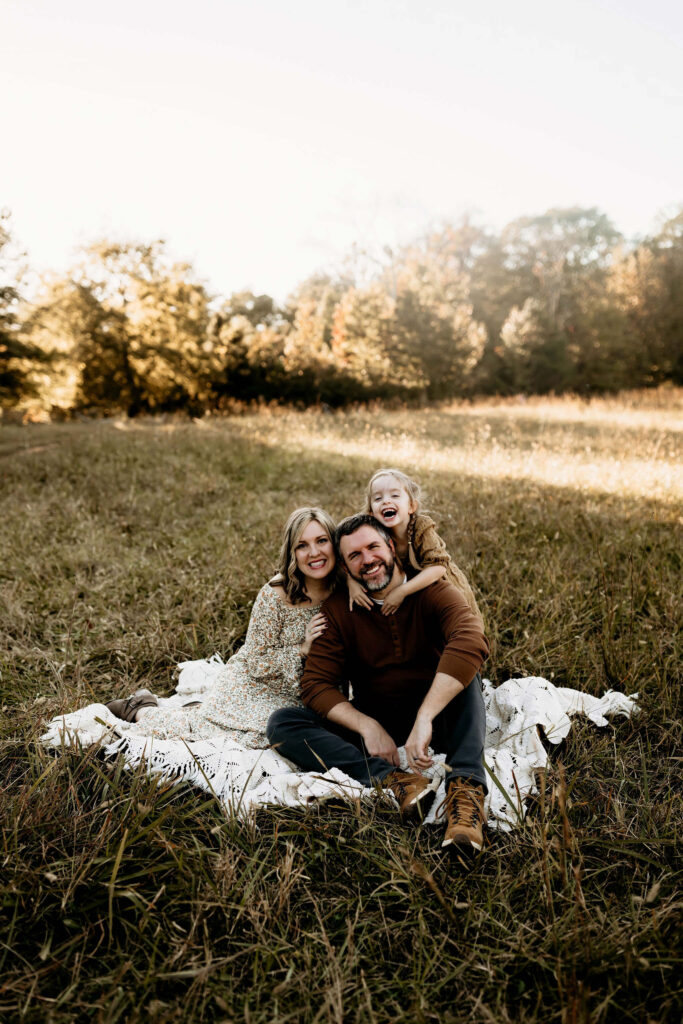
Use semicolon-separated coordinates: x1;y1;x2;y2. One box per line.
347;468;483;624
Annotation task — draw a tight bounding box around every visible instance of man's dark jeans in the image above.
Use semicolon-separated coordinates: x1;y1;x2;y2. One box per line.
266;674;487;791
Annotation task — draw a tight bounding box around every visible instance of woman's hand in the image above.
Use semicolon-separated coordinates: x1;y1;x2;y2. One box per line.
348;576;373;611
381;584;406;616
300;612;327;657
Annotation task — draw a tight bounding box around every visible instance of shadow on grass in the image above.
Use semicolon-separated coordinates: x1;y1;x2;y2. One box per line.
1;419;681;1023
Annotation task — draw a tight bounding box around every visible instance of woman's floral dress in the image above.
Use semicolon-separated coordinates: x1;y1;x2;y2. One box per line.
135;584;319;748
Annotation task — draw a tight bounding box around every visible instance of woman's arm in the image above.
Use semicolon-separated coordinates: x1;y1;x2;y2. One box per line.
239;586;309;688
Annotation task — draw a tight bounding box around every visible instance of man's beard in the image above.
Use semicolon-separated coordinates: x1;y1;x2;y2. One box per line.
352;554;395;593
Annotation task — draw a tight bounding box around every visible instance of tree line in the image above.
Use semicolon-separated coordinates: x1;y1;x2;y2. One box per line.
1;205;681;417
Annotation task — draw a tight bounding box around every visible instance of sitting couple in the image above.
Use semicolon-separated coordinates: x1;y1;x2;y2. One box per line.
106;469;489;850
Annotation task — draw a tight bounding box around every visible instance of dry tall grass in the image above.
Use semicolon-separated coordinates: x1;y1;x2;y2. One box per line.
1;391;681;1023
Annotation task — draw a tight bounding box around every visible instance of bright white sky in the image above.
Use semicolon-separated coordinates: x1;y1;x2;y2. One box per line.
2;0;682;301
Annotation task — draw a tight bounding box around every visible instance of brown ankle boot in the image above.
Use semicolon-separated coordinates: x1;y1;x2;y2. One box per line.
441;779;486;850
106;689;158;723
383;770;436;820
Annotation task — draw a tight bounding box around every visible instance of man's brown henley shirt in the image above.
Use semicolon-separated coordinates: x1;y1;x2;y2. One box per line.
300;580;489;723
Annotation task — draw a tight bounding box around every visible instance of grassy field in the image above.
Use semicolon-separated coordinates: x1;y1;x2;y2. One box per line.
1;391;681;1023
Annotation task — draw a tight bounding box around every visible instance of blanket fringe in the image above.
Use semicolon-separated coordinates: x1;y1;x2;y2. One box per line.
42;674;639;829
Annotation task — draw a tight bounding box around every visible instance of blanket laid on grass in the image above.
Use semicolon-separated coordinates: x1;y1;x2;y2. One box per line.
41;661;638;831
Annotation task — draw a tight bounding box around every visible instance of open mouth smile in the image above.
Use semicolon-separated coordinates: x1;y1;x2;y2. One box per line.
308;558;327;569
362;563;384;578
380;508;397;521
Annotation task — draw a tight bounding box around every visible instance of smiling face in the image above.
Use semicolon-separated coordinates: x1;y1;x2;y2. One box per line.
368;473;416;531
339;524;397;593
294;520;336;581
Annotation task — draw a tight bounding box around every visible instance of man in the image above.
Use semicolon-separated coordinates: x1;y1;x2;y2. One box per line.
267;514;489;851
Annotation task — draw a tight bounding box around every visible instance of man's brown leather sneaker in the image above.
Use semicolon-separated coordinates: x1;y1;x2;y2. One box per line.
441;779;486;850
384;770;436;820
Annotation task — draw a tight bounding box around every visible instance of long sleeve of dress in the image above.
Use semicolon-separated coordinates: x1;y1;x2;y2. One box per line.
239;585;305;691
130;584;318;747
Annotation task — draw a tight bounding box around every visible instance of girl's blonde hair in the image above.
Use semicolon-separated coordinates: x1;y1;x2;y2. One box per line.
365;468;484;624
364;468;422;514
270;506;337;605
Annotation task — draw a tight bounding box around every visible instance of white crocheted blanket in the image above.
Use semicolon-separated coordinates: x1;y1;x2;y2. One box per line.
41;659;638;831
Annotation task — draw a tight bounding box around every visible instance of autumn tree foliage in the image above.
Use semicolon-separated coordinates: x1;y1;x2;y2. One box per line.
24;241;211;415
0;210;46;408
607;212;683;387
3;205;682;417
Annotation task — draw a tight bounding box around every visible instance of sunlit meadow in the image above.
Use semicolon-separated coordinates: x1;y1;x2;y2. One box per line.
1;389;681;1023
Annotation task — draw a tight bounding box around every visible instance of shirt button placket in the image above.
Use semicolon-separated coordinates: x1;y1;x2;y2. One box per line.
389;618;402;657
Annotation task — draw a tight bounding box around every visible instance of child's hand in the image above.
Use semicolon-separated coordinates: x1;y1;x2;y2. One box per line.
348;576;373;611
381;585;406;615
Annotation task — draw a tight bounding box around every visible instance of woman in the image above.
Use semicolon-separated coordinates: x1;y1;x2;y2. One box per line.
105;507;337;748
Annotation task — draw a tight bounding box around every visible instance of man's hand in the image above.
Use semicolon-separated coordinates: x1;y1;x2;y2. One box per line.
381;584;406;615
405;714;434;771
348;576;374;611
360;718;400;766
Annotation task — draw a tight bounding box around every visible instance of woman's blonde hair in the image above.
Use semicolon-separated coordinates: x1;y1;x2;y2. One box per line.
364;468;422;514
270;506;337;605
